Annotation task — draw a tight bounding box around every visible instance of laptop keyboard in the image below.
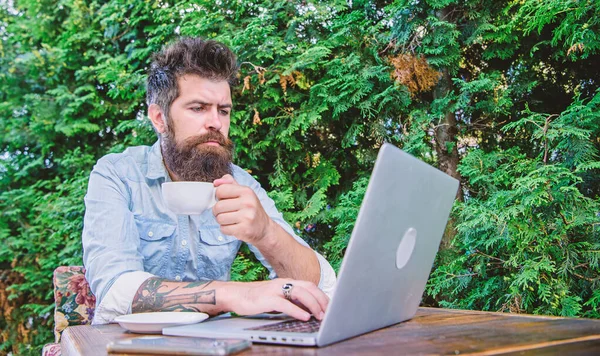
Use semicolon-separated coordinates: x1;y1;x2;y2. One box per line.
245;318;321;333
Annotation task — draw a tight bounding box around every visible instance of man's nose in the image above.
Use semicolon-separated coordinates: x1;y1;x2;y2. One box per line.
205;108;222;131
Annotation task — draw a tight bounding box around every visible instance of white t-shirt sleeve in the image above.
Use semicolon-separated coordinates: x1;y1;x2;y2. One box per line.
91;271;155;325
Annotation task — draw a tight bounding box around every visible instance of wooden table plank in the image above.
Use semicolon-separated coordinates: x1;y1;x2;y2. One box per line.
501;339;600;356
61;308;600;355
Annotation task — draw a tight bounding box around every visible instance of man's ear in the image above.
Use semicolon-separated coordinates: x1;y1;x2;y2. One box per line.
148;103;167;134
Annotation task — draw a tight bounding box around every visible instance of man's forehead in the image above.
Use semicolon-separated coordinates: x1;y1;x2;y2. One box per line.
176;74;232;104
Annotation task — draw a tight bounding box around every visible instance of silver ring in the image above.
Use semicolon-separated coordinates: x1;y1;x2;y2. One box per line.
282;283;294;300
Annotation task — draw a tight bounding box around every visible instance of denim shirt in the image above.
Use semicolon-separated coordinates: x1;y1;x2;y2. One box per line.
82;141;328;308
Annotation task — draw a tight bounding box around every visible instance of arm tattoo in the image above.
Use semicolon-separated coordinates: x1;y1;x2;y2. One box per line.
132;278;216;313
183;280;214;289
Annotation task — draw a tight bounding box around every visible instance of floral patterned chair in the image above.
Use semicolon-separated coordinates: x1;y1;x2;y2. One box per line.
41;266;96;356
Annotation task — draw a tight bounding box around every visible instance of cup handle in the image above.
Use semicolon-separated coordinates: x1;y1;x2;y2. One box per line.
209;189;217;208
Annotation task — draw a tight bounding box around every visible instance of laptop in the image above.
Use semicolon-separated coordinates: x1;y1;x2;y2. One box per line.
163;143;460;347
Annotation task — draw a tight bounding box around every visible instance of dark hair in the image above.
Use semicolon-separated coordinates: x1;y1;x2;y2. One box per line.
146;38;238;124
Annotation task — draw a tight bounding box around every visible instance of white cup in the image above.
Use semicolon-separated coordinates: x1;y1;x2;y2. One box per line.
161;182;217;215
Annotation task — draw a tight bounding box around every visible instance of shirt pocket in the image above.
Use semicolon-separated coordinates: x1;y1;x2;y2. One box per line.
136;218;177;275
196;226;240;280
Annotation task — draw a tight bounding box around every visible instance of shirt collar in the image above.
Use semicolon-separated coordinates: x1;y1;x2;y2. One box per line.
146;140;170;181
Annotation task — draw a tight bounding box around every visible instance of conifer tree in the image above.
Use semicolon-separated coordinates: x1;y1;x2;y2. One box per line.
1;0;598;353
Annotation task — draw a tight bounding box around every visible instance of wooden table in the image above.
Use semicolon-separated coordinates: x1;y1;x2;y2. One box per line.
61;307;600;355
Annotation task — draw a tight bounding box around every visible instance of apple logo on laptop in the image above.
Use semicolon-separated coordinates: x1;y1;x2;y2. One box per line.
396;227;417;269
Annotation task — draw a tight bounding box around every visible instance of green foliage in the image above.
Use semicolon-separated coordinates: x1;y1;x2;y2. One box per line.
1;0;600;353
430;149;600;316
514;0;600;60
229;245;269;283
427;92;600;317
323;176;370;271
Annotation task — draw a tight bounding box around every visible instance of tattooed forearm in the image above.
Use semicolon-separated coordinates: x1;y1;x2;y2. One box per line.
132;278;216;313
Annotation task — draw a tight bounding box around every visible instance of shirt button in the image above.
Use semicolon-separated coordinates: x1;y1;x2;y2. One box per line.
147;231;154;237
181;240;188;246
175;275;181;281
217;236;224;242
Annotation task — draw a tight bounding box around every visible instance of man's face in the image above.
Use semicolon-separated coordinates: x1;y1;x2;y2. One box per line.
160;74;235;182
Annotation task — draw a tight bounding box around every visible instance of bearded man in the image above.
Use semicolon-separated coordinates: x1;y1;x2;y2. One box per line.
82;38;336;324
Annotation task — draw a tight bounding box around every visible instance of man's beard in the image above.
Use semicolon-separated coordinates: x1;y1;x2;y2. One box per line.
161;129;234;182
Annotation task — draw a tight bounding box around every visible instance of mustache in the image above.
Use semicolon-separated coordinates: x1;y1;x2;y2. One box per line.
181;130;233;150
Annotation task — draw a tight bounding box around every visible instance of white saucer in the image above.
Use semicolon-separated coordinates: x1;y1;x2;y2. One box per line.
114;312;209;334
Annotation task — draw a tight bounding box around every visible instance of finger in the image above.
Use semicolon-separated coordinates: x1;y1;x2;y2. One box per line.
273;299;311;321
215;184;250;200
214;211;240;226
213;174;238;187
294;281;329;313
212;199;241;216
287;286;325;320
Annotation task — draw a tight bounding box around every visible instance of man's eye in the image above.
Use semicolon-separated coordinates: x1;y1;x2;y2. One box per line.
191;106;204;112
220;110;230;115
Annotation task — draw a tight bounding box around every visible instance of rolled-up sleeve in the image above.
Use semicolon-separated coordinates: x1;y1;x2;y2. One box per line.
314;252;336;297
82;157;146;307
91;271;154;325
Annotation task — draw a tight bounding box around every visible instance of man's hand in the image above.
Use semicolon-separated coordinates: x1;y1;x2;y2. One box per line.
212;174;275;246
226;279;329;321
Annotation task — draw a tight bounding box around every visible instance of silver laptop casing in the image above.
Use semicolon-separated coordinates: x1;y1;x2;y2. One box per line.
163;143;460;347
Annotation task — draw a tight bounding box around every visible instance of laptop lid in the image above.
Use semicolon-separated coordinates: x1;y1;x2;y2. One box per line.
316;143;459;346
